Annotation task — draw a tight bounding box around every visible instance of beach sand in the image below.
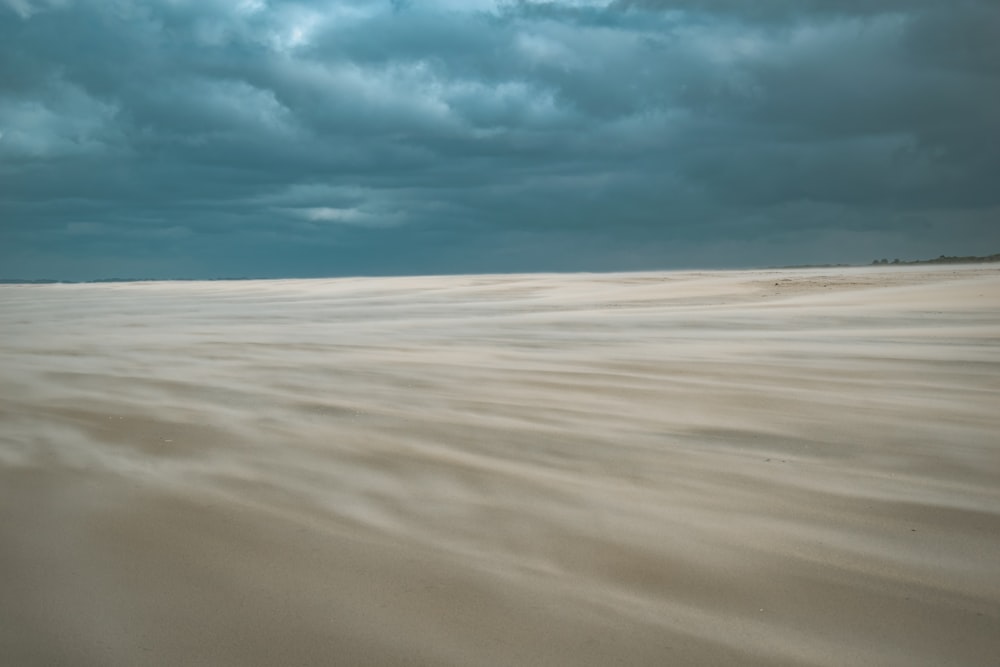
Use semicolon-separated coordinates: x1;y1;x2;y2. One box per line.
1;265;998;666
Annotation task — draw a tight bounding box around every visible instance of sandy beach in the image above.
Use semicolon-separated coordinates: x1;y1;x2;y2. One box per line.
1;264;998;666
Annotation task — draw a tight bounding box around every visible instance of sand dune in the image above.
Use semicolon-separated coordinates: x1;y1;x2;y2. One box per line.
1;265;999;666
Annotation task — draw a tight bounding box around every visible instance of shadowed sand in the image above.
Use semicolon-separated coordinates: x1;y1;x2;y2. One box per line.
1;265;998;666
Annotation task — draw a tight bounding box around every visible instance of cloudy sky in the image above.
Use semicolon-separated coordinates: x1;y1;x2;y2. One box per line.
1;0;997;279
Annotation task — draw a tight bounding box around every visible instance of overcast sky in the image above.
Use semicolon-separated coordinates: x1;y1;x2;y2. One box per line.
1;0;997;279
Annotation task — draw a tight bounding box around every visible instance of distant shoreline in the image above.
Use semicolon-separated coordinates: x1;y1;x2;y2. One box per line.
774;253;1000;270
2;253;998;284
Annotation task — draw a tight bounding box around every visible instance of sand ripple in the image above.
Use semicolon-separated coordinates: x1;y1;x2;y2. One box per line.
2;265;999;666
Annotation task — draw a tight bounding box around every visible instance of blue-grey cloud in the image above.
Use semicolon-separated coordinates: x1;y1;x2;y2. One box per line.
1;0;997;279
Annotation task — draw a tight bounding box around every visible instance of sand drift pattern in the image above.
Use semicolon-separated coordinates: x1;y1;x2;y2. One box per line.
1;266;999;666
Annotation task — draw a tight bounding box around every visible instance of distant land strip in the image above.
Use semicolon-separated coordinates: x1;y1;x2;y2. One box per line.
775;253;1000;270
2;253;999;284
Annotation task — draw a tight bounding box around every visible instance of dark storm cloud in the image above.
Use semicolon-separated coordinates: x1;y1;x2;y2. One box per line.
610;0;948;20
1;0;997;279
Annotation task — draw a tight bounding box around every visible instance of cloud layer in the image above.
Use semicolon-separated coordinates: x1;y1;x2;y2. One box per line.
2;0;997;278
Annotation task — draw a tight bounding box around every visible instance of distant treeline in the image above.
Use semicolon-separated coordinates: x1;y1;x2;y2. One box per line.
3;254;999;284
871;253;1000;266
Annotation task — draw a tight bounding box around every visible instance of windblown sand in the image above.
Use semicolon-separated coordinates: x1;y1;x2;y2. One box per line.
1;265;998;666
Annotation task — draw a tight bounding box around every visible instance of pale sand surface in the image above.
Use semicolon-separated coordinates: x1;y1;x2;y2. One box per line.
1;265;999;666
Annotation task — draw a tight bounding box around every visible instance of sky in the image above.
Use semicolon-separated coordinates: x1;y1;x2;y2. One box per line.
1;0;998;279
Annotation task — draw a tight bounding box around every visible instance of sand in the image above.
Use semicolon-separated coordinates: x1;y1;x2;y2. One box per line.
1;264;998;666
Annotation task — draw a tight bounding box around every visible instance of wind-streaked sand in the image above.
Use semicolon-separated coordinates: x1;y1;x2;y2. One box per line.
1;265;999;666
